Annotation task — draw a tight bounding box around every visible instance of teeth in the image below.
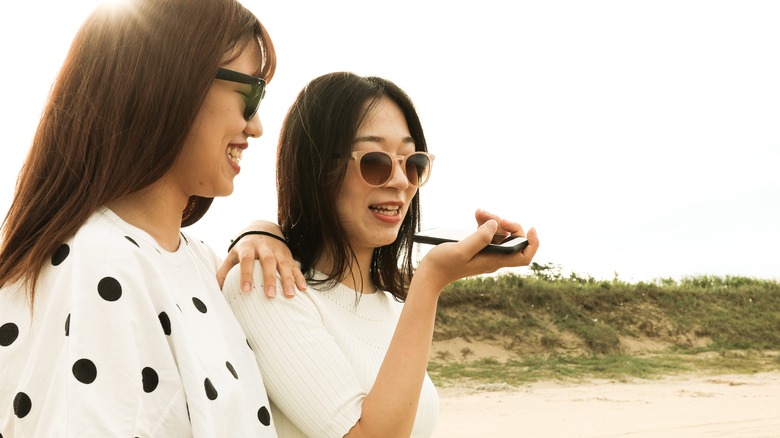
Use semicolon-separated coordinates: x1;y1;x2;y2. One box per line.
370;205;400;216
226;146;242;165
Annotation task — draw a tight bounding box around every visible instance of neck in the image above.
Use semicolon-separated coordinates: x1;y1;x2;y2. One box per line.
105;178;188;252
316;246;376;294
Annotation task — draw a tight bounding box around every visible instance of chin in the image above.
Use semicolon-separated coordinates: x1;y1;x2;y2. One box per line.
376;233;401;248
200;188;233;200
215;182;235;198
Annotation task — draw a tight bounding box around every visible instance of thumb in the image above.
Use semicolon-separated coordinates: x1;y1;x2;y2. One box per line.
460;219;498;254
480;219;498;236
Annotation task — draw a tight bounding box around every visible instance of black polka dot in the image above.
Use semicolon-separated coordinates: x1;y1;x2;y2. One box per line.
226;361;238;379
72;358;97;384
125;236;139;248
204;378;218;400
258;406;271;426
142;367;159;393
13;392;31;418
51;243;70;266
192;297;207;313
159;312;171;336
65;314;70;336
0;322;19;347
97;277;122;302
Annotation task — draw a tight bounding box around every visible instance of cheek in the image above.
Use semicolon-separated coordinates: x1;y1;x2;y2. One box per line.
405;188;418;210
187;109;216;144
336;173;366;208
196;92;245;137
336;186;362;218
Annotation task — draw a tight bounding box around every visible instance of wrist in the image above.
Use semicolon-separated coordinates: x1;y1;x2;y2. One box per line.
227;230;287;253
410;263;448;297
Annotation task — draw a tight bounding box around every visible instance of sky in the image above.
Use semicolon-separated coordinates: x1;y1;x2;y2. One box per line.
1;0;778;282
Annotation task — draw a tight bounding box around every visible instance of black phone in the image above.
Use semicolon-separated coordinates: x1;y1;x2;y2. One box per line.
413;227;529;254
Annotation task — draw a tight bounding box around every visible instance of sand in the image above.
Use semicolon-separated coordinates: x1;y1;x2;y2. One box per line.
433;371;780;437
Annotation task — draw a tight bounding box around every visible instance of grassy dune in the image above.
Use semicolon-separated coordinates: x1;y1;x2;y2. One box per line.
428;263;780;386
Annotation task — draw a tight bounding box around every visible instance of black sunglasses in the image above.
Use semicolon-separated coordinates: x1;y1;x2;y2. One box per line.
214;67;267;121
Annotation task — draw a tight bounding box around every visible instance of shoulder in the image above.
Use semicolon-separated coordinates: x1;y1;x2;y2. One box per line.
222;260;320;319
36;210;155;285
223;260;267;297
68;209;158;264
41;209;177;308
223;259;304;296
179;232;221;270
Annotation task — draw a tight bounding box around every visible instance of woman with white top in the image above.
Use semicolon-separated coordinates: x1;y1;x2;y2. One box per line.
224;72;539;437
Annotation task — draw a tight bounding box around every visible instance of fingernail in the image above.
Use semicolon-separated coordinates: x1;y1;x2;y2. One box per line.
287;286;295;297
266;286;276;297
242;282;251;292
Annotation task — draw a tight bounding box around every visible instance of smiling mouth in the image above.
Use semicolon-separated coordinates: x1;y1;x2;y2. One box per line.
370;205;401;216
226;146;243;165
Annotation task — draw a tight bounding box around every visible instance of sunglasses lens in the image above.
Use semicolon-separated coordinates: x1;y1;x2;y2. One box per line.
406;153;432;186
245;83;265;120
359;152;393;186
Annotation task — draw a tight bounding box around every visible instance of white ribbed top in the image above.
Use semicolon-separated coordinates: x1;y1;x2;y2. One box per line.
224;264;439;437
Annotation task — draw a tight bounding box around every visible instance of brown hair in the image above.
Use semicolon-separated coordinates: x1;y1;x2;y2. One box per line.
0;0;275;300
277;72;427;301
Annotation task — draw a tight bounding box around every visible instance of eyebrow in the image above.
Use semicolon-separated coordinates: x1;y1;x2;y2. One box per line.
353;135;415;144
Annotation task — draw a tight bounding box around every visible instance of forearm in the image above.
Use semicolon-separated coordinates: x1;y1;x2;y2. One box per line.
346;274;444;437
235;220;284;237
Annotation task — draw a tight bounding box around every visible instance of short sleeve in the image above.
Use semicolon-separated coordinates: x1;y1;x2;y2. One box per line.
64;241;188;435
0;237;188;436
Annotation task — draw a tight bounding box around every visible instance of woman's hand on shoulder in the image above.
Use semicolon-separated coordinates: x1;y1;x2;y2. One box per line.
216;220;307;298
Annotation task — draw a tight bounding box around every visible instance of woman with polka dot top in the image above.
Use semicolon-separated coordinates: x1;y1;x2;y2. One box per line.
223;72;541;437
0;0;292;436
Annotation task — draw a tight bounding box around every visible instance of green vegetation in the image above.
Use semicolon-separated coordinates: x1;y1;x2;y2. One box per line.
428;263;780;386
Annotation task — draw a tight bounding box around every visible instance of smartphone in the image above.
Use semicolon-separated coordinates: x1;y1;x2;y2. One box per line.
413;227;529;254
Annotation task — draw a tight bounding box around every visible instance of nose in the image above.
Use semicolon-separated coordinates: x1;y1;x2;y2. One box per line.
384;157;410;190
245;113;263;138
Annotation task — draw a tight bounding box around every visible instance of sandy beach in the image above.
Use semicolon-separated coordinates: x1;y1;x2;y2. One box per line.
433;371;780;437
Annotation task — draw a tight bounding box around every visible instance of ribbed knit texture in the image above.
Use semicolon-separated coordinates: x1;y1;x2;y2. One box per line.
224;265;439;437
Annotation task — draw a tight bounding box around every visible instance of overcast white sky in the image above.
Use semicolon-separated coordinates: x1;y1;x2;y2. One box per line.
1;1;778;282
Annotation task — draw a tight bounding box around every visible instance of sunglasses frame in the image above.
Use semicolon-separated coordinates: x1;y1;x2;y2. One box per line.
350;151;435;187
214;67;267;121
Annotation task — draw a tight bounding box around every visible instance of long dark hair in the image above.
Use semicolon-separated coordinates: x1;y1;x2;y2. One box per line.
0;0;276;301
277;72;427;301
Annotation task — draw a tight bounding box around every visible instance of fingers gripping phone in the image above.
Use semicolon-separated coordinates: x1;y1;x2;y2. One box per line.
413;227;529;254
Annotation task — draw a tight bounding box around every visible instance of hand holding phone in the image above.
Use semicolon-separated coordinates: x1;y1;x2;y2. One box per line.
413;227;528;254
